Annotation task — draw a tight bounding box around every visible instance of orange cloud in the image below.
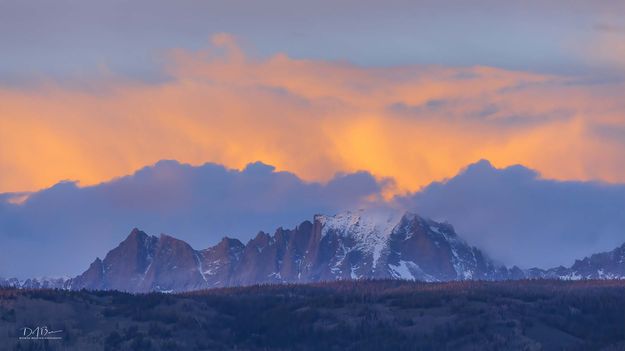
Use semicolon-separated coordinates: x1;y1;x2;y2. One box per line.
1;34;624;194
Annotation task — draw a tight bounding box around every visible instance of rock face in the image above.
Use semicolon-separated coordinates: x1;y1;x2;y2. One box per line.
63;210;516;292
71;229;207;293
3;210;624;293
309;211;503;282
526;242;625;280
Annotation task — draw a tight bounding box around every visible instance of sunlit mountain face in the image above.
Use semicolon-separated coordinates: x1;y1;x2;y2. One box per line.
1;1;624;350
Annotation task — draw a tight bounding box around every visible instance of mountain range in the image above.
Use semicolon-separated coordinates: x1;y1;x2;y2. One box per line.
2;210;624;292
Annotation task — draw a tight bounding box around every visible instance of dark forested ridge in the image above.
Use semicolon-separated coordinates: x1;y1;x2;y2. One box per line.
1;280;624;350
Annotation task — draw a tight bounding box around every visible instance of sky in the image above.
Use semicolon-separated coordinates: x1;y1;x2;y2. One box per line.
1;0;624;277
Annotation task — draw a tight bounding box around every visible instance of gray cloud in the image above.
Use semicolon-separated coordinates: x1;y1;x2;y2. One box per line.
396;160;625;268
0;160;384;278
2;158;624;278
1;0;624;84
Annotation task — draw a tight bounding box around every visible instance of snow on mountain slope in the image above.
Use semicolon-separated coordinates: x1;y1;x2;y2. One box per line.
4;210;623;293
526;242;625;280
0;276;71;289
316;209;403;267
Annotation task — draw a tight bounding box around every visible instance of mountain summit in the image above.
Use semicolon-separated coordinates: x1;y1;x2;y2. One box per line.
67;210;503;292
3;210;623;292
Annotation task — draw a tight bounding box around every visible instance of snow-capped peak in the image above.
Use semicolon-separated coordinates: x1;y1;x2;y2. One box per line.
316;209;404;265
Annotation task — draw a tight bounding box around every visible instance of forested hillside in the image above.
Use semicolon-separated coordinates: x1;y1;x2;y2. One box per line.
1;280;624;350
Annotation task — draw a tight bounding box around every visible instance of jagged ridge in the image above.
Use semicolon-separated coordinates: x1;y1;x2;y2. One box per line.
2;210;624;292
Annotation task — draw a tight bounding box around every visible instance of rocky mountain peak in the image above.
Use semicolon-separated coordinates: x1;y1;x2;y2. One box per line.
26;211;624;293
215;236;245;250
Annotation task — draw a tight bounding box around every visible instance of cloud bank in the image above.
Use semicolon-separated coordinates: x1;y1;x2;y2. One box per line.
1;35;625;196
0;160;384;278
398;160;625;268
2;159;624;278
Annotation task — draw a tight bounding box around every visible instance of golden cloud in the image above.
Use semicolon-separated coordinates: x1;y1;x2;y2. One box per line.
1;34;624;194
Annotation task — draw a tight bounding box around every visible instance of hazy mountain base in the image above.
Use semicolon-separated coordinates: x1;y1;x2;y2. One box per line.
0;280;624;351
